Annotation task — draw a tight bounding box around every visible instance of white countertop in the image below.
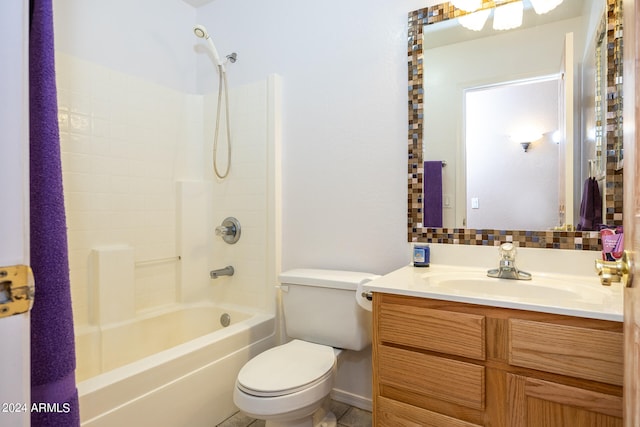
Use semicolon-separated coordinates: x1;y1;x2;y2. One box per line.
363;264;623;322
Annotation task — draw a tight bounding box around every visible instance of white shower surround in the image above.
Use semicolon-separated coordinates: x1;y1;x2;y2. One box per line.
56;50;280;321
56;46;282;422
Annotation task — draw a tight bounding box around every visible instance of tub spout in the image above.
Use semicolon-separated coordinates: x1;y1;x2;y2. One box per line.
210;266;234;279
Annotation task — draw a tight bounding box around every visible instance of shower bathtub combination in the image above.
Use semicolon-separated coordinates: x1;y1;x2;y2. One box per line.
55;16;283;421
75;303;275;426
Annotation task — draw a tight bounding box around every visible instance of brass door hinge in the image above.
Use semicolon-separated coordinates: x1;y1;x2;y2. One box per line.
0;265;35;319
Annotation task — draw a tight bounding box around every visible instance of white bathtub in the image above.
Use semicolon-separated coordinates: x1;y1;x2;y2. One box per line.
75;303;276;426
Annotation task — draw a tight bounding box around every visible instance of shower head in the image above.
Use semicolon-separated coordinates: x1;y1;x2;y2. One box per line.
193;24;209;39
193;24;224;70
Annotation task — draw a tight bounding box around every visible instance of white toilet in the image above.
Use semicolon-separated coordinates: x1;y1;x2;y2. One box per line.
233;269;379;427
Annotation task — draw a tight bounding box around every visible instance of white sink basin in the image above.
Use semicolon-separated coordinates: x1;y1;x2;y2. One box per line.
423;273;601;304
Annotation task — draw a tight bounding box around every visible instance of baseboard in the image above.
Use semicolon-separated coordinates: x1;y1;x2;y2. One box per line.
330;388;372;412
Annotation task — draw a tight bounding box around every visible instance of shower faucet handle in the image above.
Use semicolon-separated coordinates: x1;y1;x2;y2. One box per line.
215;225;232;236
215;217;241;244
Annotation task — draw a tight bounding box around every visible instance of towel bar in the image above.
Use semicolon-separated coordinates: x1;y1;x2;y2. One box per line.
135;256;181;267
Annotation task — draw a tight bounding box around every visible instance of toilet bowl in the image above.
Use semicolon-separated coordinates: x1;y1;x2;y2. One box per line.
233;340;341;427
232;269;379;427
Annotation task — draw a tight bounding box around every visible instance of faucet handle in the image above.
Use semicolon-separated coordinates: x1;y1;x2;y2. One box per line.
216;217;241;244
215;225;231;236
499;243;516;260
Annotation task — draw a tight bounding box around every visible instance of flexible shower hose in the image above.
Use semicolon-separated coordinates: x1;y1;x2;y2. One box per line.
213;64;231;179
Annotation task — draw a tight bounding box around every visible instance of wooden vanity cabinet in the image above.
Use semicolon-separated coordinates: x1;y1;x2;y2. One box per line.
372;293;623;427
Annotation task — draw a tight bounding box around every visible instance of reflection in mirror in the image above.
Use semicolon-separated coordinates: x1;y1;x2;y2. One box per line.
408;0;624;250
464;76;561;230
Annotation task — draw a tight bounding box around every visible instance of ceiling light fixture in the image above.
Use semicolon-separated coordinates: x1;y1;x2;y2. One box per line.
451;0;483;12
455;0;564;33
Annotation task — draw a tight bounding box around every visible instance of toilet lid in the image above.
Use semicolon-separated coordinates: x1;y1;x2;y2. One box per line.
237;340;336;397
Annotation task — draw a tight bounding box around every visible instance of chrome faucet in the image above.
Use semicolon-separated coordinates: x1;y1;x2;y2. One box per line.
487;243;532;280
210;266;234;279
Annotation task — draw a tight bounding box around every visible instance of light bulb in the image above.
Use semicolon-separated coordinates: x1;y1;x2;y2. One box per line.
493;1;523;31
458;9;491;31
451;0;483;12
530;0;564;15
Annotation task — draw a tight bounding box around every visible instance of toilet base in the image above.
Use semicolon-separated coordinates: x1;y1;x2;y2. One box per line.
264;399;337;427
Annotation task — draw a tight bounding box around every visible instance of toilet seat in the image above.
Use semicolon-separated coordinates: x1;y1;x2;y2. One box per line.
236;340;336;397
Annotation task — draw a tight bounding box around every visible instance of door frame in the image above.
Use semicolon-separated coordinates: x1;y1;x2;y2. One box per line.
0;1;31;426
622;0;639;424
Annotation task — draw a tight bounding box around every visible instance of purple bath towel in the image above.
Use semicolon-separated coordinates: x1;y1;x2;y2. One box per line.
423;161;443;227
29;0;80;425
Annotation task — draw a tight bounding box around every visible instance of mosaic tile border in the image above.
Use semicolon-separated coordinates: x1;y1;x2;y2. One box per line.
407;1;623;251
605;0;624;226
411;228;602;250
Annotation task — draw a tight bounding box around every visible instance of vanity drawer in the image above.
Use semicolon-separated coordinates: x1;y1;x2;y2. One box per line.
376;396;483;427
378;345;485;410
509;319;623;385
378;300;485;360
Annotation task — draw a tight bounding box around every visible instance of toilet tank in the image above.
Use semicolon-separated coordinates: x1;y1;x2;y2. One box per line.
279;269;379;351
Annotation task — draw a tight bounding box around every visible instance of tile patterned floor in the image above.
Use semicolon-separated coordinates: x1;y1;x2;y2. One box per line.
216;399;372;427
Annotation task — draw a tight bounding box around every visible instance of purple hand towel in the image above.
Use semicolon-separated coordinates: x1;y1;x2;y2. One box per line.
423;161;443;227
29;0;80;425
577;177;602;231
591;177;603;226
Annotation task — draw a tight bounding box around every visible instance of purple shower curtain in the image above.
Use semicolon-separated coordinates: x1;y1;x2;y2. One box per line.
29;0;80;425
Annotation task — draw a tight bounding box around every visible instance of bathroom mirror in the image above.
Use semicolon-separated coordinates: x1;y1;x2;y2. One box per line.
408;0;623;249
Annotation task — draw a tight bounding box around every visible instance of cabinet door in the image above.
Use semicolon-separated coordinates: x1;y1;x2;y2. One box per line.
507;374;623;426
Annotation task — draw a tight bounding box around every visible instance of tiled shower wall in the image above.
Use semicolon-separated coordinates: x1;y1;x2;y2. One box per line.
57;53;188;325
206;80;272;311
57;52;274;328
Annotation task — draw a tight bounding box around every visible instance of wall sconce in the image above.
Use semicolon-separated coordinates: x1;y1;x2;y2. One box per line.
512;131;542;153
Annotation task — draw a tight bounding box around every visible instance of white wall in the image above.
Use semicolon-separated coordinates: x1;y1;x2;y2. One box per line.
53;0;198;93
195;0;423;275
466;79;560;230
